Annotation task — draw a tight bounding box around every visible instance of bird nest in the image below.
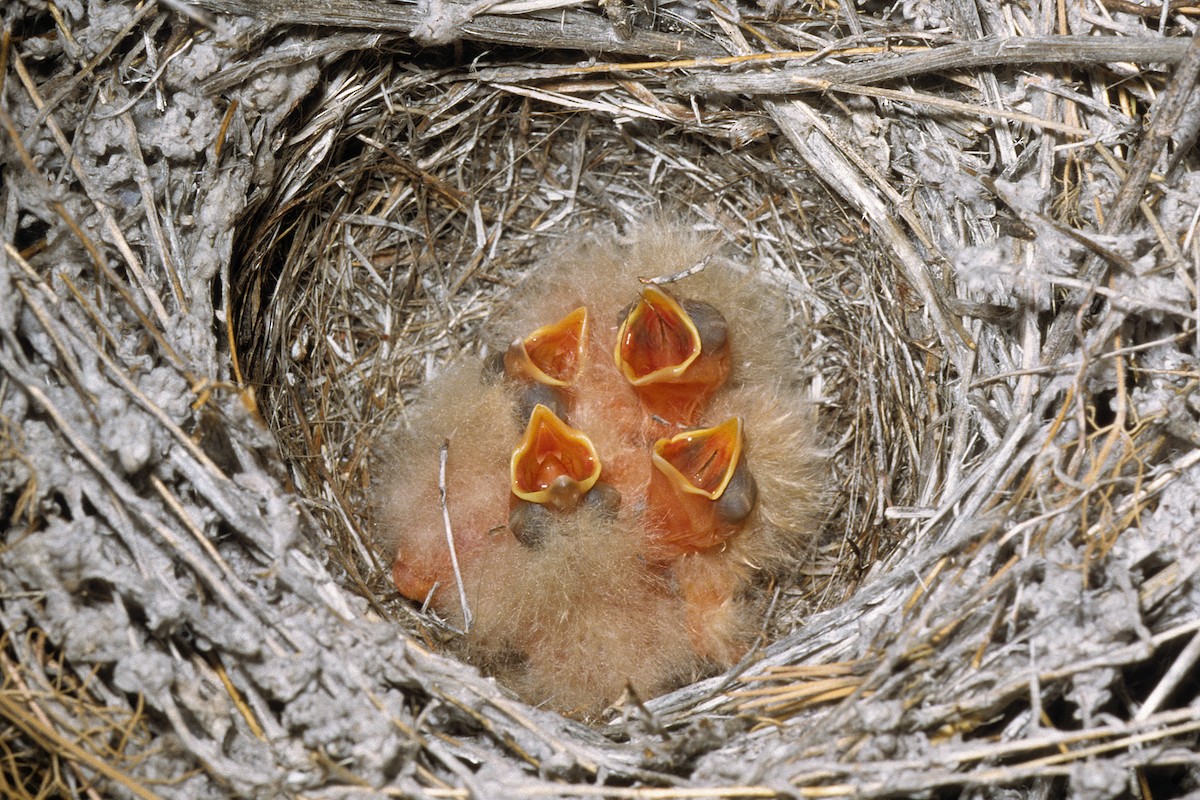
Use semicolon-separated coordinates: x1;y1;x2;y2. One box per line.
3;0;1200;797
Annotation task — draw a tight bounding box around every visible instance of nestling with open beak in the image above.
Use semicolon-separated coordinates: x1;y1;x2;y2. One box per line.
374;222;826;719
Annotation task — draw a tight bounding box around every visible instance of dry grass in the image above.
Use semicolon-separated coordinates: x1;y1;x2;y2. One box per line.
2;0;1199;796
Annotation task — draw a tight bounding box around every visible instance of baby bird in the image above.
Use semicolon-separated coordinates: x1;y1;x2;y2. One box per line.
376;361;516;609
375;222;825;719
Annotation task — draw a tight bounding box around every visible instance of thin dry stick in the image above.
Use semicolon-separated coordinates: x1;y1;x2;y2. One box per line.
16;268;231;482
29;0;159;129
779;78;1091;136
1133;627;1200;721
639;254;714;284
0;104;185;370
189;0;722;57
440;440;474;631
673;35;1193;95
0;649;107;800
474;45;935;82
766;99;976;376
2;358;288;655
9;50;174;332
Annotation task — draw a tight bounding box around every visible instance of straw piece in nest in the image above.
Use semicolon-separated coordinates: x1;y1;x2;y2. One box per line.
373;221;827;719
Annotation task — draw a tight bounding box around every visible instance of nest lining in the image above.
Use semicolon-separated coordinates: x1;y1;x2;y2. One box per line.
235;69;909;635
1;0;1199;797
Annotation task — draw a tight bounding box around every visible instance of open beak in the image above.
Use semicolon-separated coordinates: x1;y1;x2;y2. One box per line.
649;417;756;552
614;286;730;424
511;404;602;512
505;306;589;387
615;286;701;385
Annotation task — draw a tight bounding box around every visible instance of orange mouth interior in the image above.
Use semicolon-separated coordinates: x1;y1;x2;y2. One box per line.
615;286;701;385
652;417;743;500
510;404;601;504
506;306;588;387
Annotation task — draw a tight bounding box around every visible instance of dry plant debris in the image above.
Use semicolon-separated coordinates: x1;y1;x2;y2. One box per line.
0;0;1198;797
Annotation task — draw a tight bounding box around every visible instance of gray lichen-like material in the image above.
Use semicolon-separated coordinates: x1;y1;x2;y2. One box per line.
2;0;1199;797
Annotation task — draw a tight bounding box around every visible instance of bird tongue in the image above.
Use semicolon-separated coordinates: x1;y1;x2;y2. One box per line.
510;404;601;511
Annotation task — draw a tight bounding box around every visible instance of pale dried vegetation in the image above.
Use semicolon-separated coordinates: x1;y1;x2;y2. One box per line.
2;0;1199;796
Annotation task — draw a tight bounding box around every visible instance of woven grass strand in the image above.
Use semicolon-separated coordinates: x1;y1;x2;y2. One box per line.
2;0;1199;797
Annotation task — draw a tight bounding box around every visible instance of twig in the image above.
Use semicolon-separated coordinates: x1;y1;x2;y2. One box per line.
1099;0;1198;16
766;99;976;374
1134;627;1200;721
440;440;474;631
673;35;1193;96
189;0;722;57
639;254;714;284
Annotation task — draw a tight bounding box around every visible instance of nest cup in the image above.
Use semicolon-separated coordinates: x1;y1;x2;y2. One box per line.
7;0;1198;793
233;53;922;715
